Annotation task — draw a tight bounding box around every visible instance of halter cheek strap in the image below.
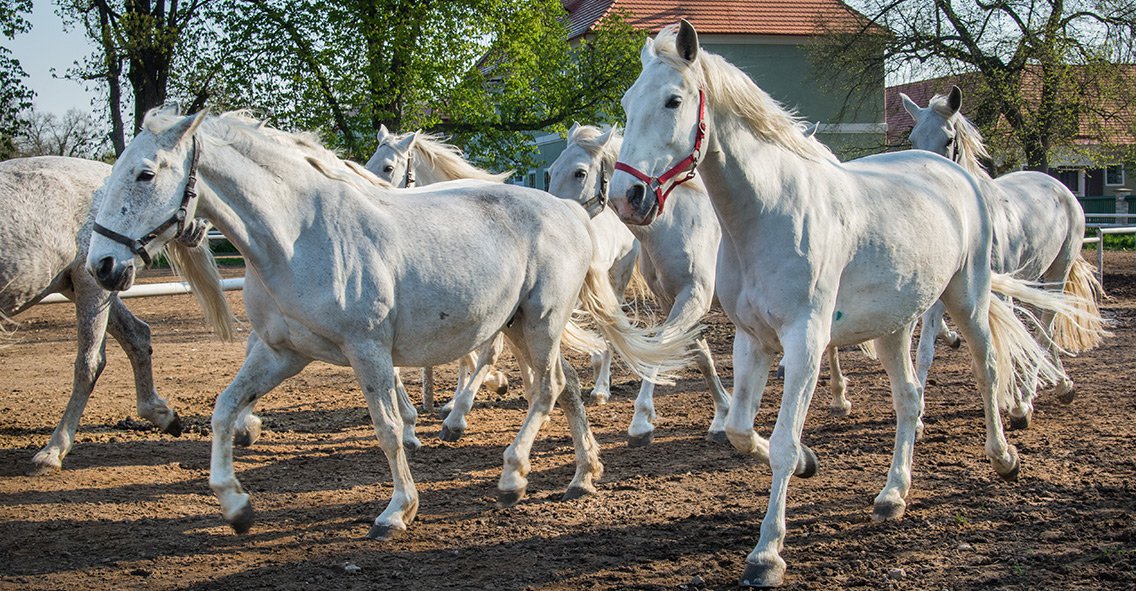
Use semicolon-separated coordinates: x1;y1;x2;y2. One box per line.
614;89;707;214
577;161;608;217
93;135;201;266
404;164;416;188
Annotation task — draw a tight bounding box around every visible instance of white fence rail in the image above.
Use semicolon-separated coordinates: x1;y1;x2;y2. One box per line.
1084;213;1136;285
41;232;244;304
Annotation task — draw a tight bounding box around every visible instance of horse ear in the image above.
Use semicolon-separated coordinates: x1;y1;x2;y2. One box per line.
377;124;391;143
899;93;921;120
677;19;699;62
164;110;207;143
947;86;962;114
640;37;655;66
601;124;621;150
394;131;417;153
568;122;581;140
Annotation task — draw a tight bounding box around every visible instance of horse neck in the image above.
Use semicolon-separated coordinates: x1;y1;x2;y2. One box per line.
700;112;826;246
193;142;317;274
409;155;452;186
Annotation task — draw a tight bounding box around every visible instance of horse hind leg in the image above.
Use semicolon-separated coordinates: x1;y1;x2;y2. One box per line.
696;336;731;443
106;296;181;436
557;356;603;499
440;335;507;441
826;345;852;418
29;288;112;475
588;344;613;404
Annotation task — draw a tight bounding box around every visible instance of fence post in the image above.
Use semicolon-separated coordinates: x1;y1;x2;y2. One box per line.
1097;226;1105;285
1116;188;1131;226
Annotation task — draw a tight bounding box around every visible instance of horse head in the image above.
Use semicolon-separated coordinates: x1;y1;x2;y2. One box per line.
547;123;621;218
610;19;706;226
365;125;419;187
87;108;207;291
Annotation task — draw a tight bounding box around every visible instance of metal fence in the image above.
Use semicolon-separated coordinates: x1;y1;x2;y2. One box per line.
1083;213;1136;285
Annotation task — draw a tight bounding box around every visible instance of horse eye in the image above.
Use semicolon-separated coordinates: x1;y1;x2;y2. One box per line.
383;165;394;173
574;169;587;179
665;95;682;109
136;170;155;182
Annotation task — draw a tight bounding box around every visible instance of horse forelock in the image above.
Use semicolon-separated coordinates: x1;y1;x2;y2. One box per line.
926;94;991;178
649;27;838;165
567;125;622;167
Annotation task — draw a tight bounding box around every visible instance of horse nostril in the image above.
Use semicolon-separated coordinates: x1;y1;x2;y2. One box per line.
626;184;645;210
95;256;116;284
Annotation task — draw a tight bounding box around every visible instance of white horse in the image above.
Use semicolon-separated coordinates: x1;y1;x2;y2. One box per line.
365;125;511;418
547;123;730;445
901;86;1104;428
419;125;640;440
609;22;1102;587
86;109;696;539
0;156;230;474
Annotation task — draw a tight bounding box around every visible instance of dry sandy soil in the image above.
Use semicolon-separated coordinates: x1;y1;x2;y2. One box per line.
1;251;1134;590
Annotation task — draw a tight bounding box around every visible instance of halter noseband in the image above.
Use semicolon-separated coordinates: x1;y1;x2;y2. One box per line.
93;135;201;266
614;89;707;214
578;161;608;217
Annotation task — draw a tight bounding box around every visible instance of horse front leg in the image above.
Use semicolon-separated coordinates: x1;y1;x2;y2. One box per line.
740;321;826;588
30;290;111;475
627;367;660;446
209;338;307;533
106;295;182;436
723;329;774;463
588;344;613;404
868;326;923;522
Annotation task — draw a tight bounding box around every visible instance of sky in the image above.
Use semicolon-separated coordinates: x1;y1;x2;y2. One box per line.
8;1;103;117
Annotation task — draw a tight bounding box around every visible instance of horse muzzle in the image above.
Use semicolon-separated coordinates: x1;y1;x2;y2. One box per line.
615;182;658;226
90;255;136;292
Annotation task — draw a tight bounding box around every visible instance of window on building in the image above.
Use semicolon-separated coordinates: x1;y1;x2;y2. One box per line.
527;172;537;188
1055;169;1085;196
1106;164;1126;186
543;170;551;191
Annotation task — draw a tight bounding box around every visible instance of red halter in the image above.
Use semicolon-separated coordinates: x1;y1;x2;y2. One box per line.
614;89;707;214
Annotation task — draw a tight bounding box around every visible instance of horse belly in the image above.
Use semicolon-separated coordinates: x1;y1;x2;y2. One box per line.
828;260;950;346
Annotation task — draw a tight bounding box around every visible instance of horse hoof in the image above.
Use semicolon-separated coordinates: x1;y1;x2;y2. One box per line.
774;366;785;379
495;383;508;396
417;404;434;414
229;502;255;535
948;336;962;349
164;413;183;437
993;447;1020;482
829;405;851;418
437;405;452;420
404;440;421;458
794;445;819;479
496;487;526;508
740;561;785;588
872;500;906;522
1008;413;1031;431
627;431;654;447
438;425;464;443
365;522;404;541
586;393;609;406
27;458;61;476
234;430;255;448
706;430;729;445
1057;388;1076;405
562;485;595;501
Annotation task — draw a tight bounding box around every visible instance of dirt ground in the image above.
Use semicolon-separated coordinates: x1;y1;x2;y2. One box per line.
1;251;1134;591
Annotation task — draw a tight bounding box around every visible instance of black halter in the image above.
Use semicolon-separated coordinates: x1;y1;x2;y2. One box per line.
578;161;608;217
403;164;416;188
93;135;201;266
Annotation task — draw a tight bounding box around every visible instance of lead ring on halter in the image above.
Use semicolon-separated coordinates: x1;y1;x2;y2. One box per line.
93;135;201;267
614;88;707;214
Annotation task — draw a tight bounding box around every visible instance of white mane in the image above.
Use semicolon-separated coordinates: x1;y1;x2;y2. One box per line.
651;26;839;165
142;108;393;191
927;93;992;179
382;131;512;183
